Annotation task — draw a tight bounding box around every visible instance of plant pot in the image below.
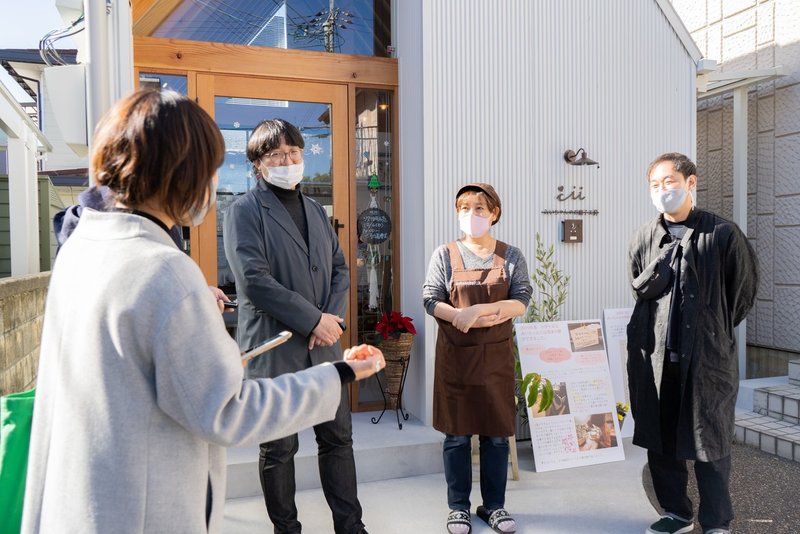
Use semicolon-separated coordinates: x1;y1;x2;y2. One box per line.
379;332;414;409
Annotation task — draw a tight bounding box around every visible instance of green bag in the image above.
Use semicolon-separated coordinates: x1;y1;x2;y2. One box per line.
0;388;35;534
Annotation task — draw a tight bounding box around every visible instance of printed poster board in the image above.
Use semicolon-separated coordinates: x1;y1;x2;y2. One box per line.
516;320;625;472
602;308;635;438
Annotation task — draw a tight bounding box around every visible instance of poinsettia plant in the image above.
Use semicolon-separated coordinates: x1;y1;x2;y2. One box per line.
374;311;417;343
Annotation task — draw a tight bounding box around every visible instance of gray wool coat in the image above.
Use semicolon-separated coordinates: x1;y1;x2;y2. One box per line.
21;210;342;534
626;209;758;462
223;180;349;379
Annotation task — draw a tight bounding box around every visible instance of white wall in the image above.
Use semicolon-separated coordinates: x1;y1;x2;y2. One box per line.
397;0;697;424
396;0;429;423
672;0;800;353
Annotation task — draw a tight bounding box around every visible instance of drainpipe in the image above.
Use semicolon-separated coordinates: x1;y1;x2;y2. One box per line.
85;0;110;183
732;86;748;379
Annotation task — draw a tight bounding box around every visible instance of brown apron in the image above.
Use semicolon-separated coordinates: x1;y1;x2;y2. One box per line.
433;240;516;437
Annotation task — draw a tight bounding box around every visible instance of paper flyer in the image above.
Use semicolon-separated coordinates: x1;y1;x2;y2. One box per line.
602;308;635;438
516;320;625;472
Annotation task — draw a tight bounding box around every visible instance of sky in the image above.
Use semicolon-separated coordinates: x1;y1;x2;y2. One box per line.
0;0;78;101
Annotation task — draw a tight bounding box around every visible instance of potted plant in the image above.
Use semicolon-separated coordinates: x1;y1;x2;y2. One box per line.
514;232;570;438
616;402;629;428
374;311;417;409
374;310;417;344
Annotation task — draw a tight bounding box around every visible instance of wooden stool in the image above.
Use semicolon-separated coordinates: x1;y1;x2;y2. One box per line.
471;434;519;481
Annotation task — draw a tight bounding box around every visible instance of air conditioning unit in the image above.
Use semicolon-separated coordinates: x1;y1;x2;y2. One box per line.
42;64;88;158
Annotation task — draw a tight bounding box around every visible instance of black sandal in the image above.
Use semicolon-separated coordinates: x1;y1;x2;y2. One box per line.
476;506;516;534
446;509;471;534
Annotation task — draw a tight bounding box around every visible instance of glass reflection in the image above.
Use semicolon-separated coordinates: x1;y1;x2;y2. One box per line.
354;88;393;405
138;73;188;95
214;96;332;290
152;0;392;58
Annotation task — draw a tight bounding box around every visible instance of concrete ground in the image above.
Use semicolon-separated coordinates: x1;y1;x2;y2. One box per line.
225;413;800;533
642;440;800;533
225;437;658;533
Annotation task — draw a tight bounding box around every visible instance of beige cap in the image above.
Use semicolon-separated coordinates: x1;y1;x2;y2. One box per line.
455;182;502;225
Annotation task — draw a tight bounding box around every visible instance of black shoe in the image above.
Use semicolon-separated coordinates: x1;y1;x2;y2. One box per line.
646;515;694;534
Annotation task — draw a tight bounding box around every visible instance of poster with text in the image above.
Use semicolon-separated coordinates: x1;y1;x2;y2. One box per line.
516;320;625;472
602;308;635;438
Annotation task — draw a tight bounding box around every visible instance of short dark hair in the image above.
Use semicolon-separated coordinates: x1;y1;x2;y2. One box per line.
91;89;224;224
646;152;697;181
247;118;305;166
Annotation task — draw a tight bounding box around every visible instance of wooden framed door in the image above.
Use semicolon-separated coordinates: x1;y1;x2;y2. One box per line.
197;74;350;285
134;36;399;413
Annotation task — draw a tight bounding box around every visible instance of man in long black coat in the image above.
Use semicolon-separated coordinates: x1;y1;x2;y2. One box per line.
627;153;758;534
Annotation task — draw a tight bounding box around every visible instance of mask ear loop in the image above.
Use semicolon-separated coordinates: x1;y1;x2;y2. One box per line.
687;175;698;207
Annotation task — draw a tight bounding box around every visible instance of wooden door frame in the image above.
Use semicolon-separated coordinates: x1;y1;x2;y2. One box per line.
200;74;351;291
134;38;399;411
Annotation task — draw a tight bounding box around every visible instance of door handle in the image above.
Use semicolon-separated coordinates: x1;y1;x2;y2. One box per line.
333;218;345;235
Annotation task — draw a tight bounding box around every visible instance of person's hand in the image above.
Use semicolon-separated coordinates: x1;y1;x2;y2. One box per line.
472;312;511;328
208;286;233;314
452;305;498;333
471;314;499;328
451;307;480;333
343;344;385;381
310;313;344;349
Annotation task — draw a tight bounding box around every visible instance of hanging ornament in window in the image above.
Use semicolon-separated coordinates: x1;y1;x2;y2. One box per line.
357;175;391;309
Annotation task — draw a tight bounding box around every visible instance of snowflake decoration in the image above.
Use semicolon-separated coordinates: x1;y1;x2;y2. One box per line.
309;143;324;155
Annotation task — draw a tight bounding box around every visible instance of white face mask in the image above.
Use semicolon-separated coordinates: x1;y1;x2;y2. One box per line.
266;162;304;190
189;180;217;227
459;211;492;237
650;186;688;214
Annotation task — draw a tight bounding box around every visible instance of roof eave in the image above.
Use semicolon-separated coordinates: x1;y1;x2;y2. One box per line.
654;0;704;65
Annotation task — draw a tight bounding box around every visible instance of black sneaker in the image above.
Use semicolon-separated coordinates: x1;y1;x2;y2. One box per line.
646;515;694;534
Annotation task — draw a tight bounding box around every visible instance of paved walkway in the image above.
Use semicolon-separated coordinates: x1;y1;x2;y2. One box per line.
643;440;800;533
225;438;658;533
225;435;800;533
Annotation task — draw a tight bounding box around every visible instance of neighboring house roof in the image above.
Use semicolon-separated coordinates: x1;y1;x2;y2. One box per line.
0;48;78;100
654;0;703;64
44;169;89;187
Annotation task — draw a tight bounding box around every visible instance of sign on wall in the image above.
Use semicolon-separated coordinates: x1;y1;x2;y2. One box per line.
516;320;625;472
602;308;635;439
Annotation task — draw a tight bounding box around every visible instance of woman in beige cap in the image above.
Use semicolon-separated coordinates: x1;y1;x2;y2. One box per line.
423;183;532;534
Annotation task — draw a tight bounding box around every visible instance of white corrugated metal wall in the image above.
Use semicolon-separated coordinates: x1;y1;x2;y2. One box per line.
398;0;698;424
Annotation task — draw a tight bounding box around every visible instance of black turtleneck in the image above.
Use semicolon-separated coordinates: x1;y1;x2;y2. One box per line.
267;183;308;245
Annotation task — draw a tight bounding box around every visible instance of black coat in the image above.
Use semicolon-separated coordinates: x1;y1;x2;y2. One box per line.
223;180;349;378
626;209;758;461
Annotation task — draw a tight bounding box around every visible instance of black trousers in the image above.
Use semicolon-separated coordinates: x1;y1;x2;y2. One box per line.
648;361;733;530
258;385;364;534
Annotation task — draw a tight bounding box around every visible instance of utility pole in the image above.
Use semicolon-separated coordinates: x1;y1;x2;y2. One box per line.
85;0;110;179
323;0;334;53
296;0;352;53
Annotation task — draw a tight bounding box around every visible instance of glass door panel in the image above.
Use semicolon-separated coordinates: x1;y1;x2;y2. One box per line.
353;87;395;407
214;97;334;291
198;75;351;342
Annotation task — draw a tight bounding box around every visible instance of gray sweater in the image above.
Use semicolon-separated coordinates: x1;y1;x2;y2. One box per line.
423;240;532;315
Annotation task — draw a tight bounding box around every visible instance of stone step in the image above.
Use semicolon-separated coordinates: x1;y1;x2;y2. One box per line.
790;359;800;386
225;411;443;499
753;384;800;424
735;410;800;463
735;375;788;411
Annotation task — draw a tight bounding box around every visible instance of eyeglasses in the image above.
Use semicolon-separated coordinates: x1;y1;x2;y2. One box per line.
263;148;303;165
